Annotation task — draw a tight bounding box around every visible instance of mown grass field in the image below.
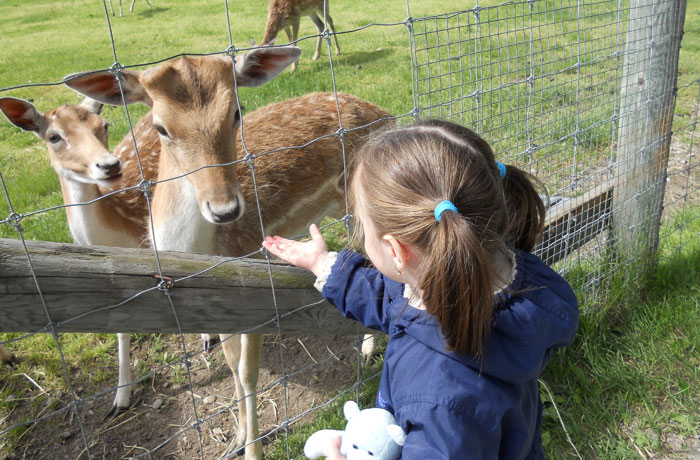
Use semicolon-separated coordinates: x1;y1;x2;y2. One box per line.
1;0;699;458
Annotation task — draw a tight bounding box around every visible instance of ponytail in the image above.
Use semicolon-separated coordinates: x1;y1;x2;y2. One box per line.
501;166;547;252
420;212;495;357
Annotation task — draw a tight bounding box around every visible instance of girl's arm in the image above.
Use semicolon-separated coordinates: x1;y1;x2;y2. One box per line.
264;225;393;333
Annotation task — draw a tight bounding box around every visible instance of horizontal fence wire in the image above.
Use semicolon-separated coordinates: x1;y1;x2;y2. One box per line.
0;0;698;459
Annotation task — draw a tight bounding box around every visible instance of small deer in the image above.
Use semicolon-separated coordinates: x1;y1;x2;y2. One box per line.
65;48;392;458
261;0;341;72
0;96;150;415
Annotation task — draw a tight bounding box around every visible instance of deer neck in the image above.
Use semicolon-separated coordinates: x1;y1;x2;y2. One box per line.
150;153;218;254
58;176;141;247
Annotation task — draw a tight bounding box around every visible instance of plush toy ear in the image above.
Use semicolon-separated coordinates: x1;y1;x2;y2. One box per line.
343;401;361;421
386;424;407;447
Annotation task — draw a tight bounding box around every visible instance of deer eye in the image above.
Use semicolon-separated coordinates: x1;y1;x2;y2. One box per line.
103;122;109;135
48;133;62;144
352;444;358;450
234;106;242;125
154;123;170;138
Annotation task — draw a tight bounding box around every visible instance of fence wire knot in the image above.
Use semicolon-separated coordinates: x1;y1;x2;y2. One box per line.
244;152;256;167
137;178;153;194
225;45;238;58
322;28;332;42
154;274;175;291
8;212;24;233
109;62;125;78
335;127;347;141
473;6;481;21
409;107;421;118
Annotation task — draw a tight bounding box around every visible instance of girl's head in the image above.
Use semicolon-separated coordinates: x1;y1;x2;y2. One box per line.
349;119;546;356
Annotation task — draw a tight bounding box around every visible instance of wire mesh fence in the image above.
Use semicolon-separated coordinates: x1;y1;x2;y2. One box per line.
0;0;698;459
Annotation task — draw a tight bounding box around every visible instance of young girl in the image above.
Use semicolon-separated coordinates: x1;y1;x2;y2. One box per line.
263;119;579;459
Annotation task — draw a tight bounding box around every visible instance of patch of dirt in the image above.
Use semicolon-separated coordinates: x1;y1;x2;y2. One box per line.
0;333;374;459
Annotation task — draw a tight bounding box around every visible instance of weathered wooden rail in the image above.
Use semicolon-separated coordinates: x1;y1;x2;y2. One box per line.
0;238;369;335
0;183;613;334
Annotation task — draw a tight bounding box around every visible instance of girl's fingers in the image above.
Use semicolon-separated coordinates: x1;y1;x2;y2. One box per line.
309;224;323;241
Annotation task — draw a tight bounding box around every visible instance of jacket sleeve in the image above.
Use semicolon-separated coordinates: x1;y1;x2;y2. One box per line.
320;250;394;333
399;402;499;460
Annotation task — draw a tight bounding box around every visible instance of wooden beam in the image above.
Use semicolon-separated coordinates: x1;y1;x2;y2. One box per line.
0;238;371;335
536;181;615;266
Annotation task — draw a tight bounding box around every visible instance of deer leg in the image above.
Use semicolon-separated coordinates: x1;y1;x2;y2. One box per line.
201;333;220;353
108;0;115;16
106;333;133;417
289;20;301;72
240;333;263;460
0;344;17;367
221;333;263;459
325;14;341;56
220;334;249;453
309;14;325;61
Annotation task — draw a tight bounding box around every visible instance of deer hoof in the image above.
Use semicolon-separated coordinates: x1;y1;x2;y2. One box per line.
104;402;130;420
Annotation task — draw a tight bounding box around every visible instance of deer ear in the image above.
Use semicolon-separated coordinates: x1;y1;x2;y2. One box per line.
78;97;104;115
63;69;151;107
233;46;301;87
0;97;44;133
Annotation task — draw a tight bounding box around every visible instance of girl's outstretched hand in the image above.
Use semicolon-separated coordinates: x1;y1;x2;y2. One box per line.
263;224;329;277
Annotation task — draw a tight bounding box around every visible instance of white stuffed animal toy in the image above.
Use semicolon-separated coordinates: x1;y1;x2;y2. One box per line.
304;400;407;460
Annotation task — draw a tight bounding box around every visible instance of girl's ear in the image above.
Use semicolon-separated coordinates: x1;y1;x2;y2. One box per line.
382;234;411;272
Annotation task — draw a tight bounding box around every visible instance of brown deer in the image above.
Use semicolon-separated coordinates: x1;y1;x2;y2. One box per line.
65;46;392;459
0;95;150;415
261;0;341;72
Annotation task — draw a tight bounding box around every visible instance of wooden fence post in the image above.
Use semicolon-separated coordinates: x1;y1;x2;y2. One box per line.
613;0;687;277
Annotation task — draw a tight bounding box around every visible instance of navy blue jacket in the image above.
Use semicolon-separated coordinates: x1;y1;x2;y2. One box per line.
321;249;579;460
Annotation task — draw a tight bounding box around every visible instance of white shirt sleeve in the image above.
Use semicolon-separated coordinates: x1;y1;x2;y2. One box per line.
313;251;339;292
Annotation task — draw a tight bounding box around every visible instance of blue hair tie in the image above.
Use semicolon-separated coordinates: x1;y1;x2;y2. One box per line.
434;200;458;222
496;161;507;178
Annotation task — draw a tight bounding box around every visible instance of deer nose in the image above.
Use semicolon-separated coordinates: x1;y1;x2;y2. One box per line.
206;196;243;223
97;159;122;177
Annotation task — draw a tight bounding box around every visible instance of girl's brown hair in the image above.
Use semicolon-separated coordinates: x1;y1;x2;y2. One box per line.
349;119;546;357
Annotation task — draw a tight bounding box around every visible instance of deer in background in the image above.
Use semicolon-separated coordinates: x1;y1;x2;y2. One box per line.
109;0;152;17
0;95;151;417
261;0;341;72
65;50;392;458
